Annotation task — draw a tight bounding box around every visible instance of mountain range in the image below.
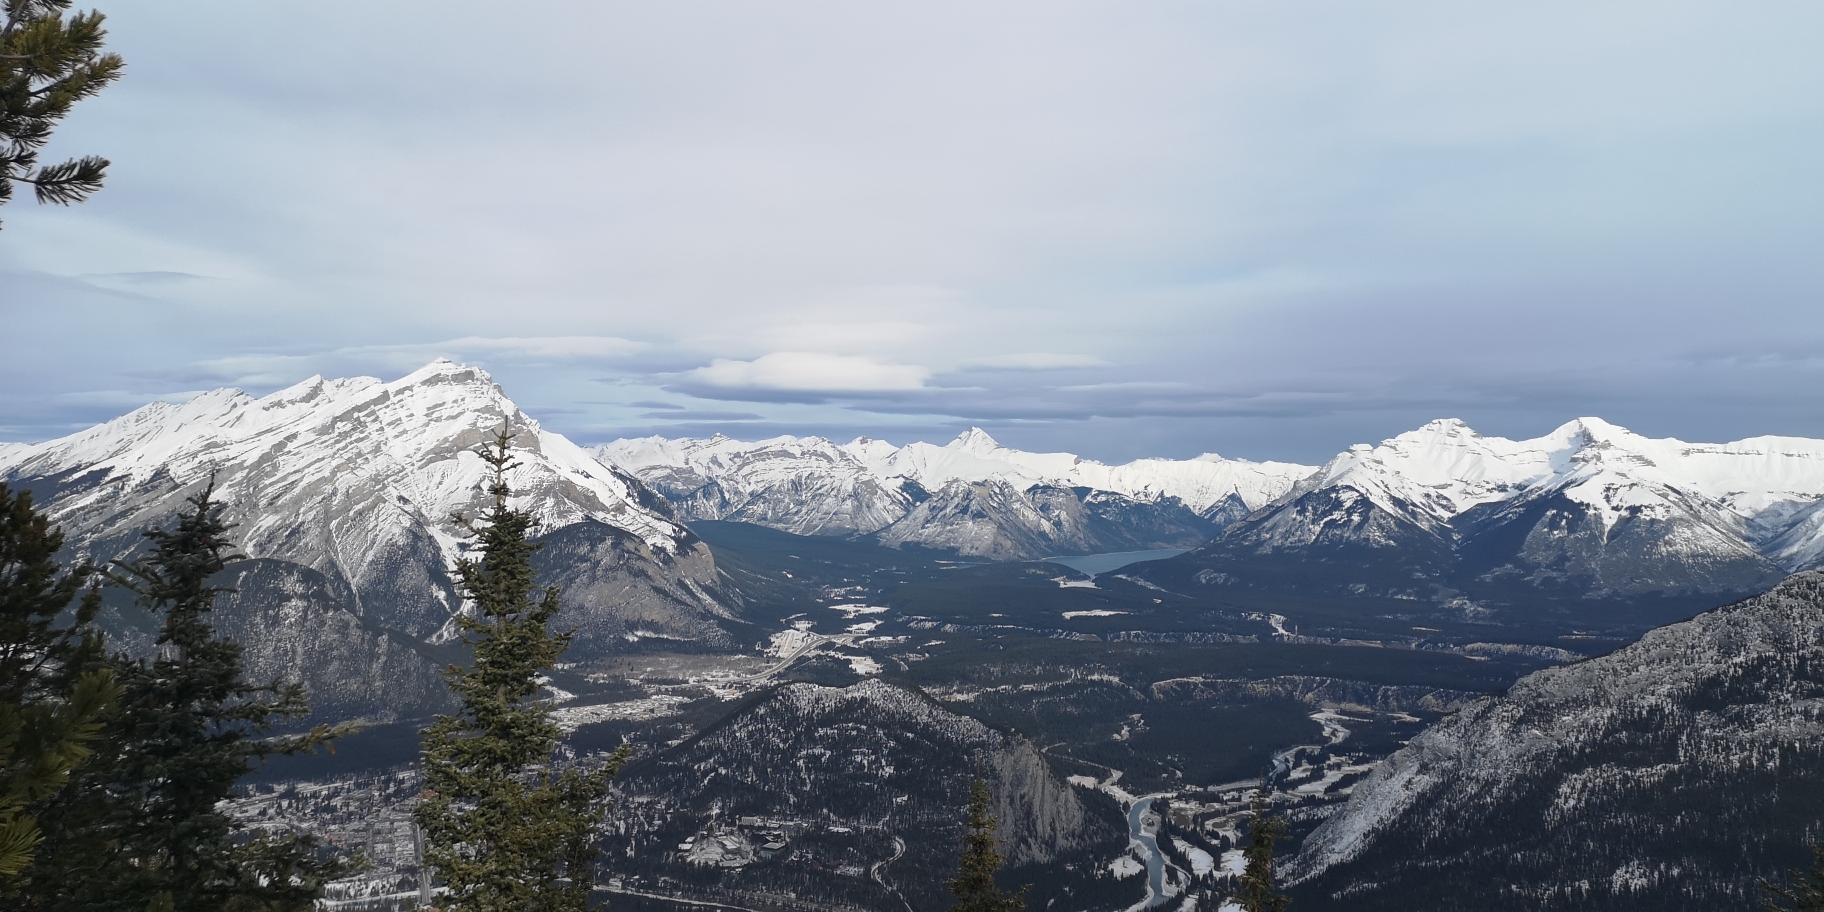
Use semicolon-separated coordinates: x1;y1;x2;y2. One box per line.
1132;417;1824;617
606;418;1824;610
13;361;1824;910
596;431;1313;560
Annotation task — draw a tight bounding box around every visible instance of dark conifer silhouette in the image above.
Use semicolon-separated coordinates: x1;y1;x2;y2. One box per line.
1765;844;1824;912
1;0;125;226
1235;791;1289;912
946;777;1027;912
416;426;628;912
0;483;114;884
20;482;351;912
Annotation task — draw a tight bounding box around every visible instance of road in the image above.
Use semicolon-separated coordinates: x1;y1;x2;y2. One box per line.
742;631;860;681
870;836;912;912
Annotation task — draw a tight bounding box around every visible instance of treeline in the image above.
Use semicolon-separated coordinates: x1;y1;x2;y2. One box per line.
1;429;628;910
2;481;349;909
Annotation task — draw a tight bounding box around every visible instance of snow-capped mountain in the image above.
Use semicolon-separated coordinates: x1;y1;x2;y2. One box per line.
1136;418;1824;606
1;361;736;717
596;430;1314;559
1285;570;1824;910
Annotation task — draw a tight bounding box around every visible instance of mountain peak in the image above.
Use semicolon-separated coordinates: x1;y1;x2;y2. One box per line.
951;427;1002;451
391;358;493;390
1417;418;1475;434
1548;416;1639;450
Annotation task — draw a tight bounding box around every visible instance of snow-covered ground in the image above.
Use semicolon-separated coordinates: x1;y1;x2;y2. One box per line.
1173;837;1215;875
829;604;890;619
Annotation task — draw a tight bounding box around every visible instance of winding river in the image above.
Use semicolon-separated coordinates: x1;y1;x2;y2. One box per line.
1125;797;1169;908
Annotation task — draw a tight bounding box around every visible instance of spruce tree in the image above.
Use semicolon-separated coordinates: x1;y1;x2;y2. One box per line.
1234;791;1289;912
1;0;124;226
946;777;1027;912
416;427;627;912
19;482;351;912
1765;844;1824;912
0;483;115;883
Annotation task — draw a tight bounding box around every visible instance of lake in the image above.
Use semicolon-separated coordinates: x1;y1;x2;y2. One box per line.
1042;548;1188;577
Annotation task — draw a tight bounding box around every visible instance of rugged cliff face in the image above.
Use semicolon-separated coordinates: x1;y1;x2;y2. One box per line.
865;480;1215;560
209;560;458;722
1287;571;1824;911
622;678;1112;864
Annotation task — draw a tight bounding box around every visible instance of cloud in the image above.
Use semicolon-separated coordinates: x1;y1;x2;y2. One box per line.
681;352;931;393
441;336;646;359
165;336;647;388
637;409;764;420
6;2;1824;462
957;353;1111;371
82;271;217;286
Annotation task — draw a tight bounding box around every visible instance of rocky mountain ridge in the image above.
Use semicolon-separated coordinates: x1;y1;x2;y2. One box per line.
1134;417;1824;608
597;431;1312;559
1285;570;1824;910
0;361;739;720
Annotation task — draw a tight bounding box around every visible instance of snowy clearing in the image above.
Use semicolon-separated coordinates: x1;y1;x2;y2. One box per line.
1173;838;1214;876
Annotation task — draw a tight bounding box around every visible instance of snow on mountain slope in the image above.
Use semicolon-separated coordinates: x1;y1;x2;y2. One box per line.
848;427;1312;515
597;434;914;536
597;429;1312;559
1136;418;1824;604
1298;417;1824;535
1;360;732;649
1285;571;1824;910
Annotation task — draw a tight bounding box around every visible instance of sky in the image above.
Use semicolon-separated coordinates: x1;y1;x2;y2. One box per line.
3;0;1822;464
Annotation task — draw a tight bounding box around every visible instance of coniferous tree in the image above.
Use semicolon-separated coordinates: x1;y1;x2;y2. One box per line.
946;777;1027;912
1234;792;1289;912
1;0;124;226
19;483;351;912
416;427;628;912
1765;844;1824;912
0;483;115;884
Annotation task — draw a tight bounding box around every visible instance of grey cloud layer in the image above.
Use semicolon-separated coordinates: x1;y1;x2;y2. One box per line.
2;1;1822;461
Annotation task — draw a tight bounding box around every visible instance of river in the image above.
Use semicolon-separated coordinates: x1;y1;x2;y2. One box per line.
1125;797;1170;909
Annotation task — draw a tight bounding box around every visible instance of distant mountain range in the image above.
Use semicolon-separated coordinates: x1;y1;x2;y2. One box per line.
610;418;1824;609
596;431;1314;560
1133;417;1824;615
1286;570;1824;910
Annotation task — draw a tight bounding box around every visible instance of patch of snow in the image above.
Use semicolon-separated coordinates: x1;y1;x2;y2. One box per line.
1109;856;1144;879
829;604;890;618
1063;609;1128;619
1220;849;1247;877
1173;838;1214;876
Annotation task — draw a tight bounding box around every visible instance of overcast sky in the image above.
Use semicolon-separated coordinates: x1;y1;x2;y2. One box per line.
3;1;1821;463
